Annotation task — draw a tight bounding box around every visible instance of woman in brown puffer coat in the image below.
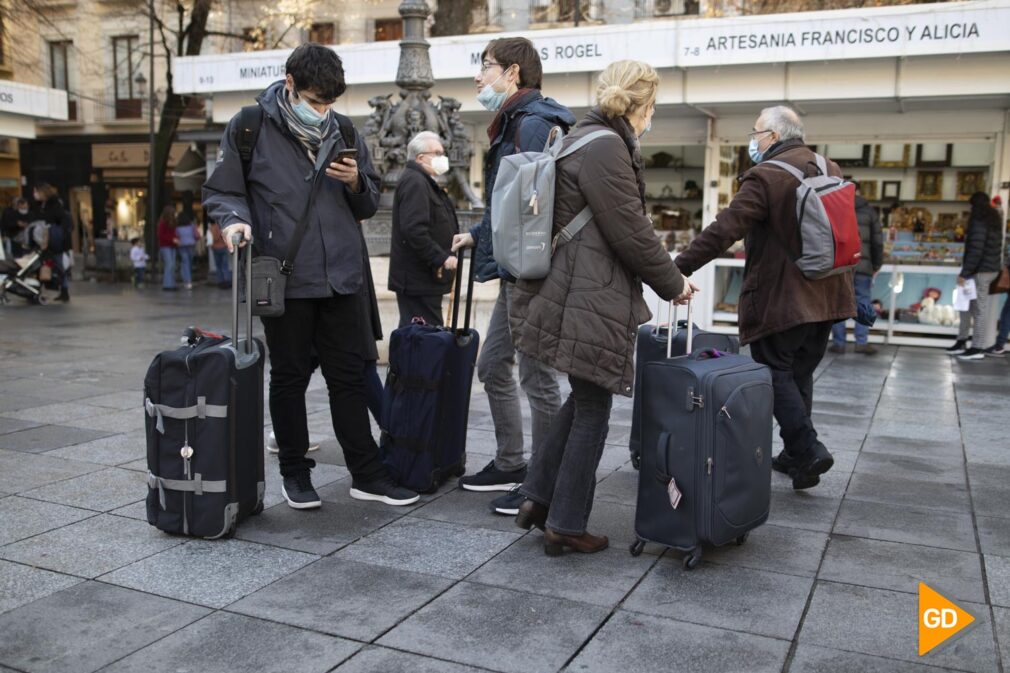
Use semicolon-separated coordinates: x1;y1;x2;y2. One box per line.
508;60;693;555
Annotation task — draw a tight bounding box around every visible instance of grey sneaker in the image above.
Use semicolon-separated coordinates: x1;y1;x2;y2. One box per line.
490;486;525;516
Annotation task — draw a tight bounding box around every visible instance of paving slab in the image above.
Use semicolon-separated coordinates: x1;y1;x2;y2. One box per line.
833;499;977;552
766;490;842;533
592;468;639;507
84;390;144;410
0;495;95;546
19;467;145;512
56;408;146;435
623;557;813;640
788;644;967;673
235;500;402;555
100;611;361;673
468;533;654;607
229;556;453;641
0;424;115;454
378;582;609;673
335;516;521;579
100;539;318;608
0;581;208;673
43;430;147;466
0;393;51;414
336;647;489;673
567;610;789;673
995;607;1010;669
967;464;1010;520
977;516;1010;558
844;472;972;513
0;417;42;436
985;554;1010;608
0;513;182;578
859;435;965;461
819;535;986;604
0;560;83;615
702;523;828;578
799;581;997;672
411;487;531;533
854;451;967;485
0;401;111;425
107;499;148;521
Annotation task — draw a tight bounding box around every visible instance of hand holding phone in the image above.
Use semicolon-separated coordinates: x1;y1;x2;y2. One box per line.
327;148;361;191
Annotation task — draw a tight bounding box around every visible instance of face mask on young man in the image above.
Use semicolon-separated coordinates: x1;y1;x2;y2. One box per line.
291;90;326;127
476;68;513;112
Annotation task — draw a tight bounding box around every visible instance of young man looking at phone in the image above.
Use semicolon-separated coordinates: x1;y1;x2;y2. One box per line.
203;43;419;510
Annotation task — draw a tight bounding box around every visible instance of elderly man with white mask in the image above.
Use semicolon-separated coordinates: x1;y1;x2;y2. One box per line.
388;130;461;327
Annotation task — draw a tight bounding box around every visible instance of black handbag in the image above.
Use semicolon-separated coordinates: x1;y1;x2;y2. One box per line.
248;134;340;317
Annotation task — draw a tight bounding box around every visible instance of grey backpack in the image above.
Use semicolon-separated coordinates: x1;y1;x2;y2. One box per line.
491;127;618;280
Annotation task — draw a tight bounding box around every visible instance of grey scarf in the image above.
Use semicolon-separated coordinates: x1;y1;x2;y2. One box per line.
276;87;334;161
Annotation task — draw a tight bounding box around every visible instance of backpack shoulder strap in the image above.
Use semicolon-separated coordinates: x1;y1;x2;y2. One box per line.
763;159;805;182
334;112;356;151
235;105;263;181
556;129;620;160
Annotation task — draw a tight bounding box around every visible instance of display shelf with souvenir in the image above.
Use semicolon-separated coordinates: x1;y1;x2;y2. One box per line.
643;144;706;251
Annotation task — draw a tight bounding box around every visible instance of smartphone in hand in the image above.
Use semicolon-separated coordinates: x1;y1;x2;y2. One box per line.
335;149;357;165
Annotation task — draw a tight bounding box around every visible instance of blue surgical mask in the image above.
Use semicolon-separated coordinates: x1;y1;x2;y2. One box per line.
292;95;325;127
477;72;509;112
748;137;765;164
640;120;652;137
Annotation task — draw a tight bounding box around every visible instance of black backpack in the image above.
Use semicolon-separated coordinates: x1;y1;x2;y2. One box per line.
233;105;357;180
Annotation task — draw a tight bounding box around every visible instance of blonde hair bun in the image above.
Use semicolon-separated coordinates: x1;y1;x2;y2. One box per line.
595;60;659;120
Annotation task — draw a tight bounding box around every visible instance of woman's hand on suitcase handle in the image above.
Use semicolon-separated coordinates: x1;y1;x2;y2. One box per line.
451;233;474;252
674;280;700;305
223;224;253;253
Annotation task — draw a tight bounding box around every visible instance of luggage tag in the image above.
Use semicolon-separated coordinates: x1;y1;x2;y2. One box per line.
667;478;683;510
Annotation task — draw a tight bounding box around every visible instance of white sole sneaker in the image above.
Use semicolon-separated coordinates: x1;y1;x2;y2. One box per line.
349;487;420;506
459;482;522;493
280;484;321;509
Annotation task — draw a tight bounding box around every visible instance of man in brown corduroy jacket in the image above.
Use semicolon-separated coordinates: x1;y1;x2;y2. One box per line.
675;106;855;491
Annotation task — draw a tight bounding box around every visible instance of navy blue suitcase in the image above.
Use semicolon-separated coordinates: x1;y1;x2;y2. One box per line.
629;303;739;469
630;311;772;569
380;249;479;493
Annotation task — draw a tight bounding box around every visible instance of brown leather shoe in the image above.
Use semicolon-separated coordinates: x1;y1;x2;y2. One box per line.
515;499;548;531
543;528;609;556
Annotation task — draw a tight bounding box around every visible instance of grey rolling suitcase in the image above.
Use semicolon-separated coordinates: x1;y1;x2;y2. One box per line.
630;303;773;569
143;240;265;538
629;302;739;469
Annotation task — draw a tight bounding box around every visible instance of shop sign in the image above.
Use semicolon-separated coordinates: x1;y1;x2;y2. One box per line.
677;1;1009;67
92;143;188;169
173;0;1010;93
0;81;68;120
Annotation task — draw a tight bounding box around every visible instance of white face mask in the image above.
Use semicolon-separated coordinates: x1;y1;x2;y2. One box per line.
17;208;28;215
430;155;450;176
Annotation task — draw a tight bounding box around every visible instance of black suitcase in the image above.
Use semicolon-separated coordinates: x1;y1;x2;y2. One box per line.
631;312;772;569
629;302;739;469
380;248;479;493
143;243;265;538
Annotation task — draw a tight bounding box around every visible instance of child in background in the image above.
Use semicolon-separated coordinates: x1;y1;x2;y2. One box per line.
130;237;149;288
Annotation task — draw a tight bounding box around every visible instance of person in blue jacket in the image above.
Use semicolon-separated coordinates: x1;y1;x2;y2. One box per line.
451;37;577;517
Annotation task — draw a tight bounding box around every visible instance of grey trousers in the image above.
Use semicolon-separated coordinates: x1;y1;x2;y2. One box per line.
957;271;999;348
520;375;613;535
477;282;562;472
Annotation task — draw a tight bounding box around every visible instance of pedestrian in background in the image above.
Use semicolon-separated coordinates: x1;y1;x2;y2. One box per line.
450;36;576;517
1;197;30;258
673;106;855;491
509;60;691;555
33;183;72;302
130;237;149;288
157;205;179;291
949;191;1004;360
389;131;459;327
208;221;231;289
829;181;883;355
175;206;198;291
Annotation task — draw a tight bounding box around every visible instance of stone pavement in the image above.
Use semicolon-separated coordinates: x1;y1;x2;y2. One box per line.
0;282;1007;673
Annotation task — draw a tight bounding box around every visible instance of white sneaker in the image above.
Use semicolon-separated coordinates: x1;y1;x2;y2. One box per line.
266;431;319;453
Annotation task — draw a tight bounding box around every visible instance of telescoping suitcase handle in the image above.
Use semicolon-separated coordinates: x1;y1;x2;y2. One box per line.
449;247;477;336
661;299;693;359
230;233;259;368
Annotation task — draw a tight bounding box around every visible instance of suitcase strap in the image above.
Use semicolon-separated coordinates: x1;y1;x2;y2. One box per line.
145;397;228;434
147;471;227;509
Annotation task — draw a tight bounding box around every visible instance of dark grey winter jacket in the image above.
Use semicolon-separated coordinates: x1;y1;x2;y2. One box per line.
203;80;381;299
855;195;883;276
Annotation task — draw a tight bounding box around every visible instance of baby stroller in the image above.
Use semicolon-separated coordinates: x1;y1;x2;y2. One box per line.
0;222;48;305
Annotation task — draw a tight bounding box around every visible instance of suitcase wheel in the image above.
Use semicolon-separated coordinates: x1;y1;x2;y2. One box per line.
735;533;749;546
629;540;646;557
630;454;641;470
682;548;702;571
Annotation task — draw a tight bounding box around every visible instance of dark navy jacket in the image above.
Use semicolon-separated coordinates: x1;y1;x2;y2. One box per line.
470;92;576;283
203;80;381;298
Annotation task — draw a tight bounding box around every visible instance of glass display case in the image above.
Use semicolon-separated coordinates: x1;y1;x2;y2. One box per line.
641;144;706;254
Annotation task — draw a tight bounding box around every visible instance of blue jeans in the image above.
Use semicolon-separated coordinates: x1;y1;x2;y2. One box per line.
178;245;195;284
996;292;1010;347
212;248;230;286
832;273;873;346
134;267;145;287
160;248;176;289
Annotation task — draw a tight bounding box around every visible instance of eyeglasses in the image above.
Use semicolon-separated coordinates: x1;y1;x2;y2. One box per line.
747;129;773;138
480;61;503;74
419;150;446;157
